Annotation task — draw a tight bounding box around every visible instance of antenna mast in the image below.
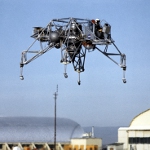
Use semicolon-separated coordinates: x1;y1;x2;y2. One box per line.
54;85;58;150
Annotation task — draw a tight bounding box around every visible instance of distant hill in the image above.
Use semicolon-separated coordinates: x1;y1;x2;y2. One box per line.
83;126;120;146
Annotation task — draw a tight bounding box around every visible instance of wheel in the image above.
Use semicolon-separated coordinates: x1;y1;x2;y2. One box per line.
64;73;68;78
122;78;126;83
20;76;24;80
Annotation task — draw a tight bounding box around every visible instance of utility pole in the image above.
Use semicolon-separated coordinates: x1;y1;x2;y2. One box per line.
54;85;58;150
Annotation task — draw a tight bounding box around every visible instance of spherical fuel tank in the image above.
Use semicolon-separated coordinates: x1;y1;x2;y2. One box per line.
49;31;60;42
71;23;76;30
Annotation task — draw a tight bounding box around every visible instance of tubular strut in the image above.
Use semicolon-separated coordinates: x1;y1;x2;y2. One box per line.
20;41;55;80
95;42;127;83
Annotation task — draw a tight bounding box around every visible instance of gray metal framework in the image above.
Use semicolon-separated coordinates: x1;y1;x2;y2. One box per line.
20;17;126;85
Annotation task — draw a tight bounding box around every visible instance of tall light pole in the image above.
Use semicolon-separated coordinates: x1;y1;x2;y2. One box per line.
54;85;58;150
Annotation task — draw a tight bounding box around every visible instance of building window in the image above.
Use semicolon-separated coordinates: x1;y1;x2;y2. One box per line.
143;137;148;144
148;137;150;143
129;138;133;144
136;137;140;144
129;137;150;144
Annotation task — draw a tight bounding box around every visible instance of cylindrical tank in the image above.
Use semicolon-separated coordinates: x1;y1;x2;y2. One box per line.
102;23;111;34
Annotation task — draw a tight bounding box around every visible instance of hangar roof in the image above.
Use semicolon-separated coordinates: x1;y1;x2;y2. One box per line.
0;117;84;143
129;109;150;127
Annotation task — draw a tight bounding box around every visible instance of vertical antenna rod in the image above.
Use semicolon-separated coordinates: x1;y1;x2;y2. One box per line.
54;85;58;150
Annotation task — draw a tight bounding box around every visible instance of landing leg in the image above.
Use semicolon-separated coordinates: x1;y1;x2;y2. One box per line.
64;64;68;78
122;70;126;83
20;64;24;80
78;72;81;85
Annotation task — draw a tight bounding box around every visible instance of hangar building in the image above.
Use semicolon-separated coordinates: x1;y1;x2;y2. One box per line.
118;109;150;150
0;117;102;150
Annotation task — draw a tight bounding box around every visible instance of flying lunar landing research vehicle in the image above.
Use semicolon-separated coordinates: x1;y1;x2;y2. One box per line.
20;17;126;85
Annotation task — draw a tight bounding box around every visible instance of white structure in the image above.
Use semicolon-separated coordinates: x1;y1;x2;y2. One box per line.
71;138;102;150
107;143;123;150
118;109;150;150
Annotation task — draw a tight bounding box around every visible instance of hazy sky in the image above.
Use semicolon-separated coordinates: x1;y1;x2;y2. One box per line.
1;0;150;127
